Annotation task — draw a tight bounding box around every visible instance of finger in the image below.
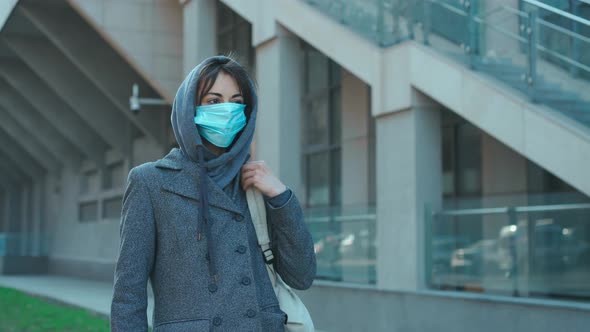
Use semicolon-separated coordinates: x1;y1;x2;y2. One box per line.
242;160;265;172
240;170;258;186
242;175;259;191
241;171;257;189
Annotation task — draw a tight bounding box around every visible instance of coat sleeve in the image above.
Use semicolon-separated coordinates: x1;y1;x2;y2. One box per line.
266;190;317;290
110;167;156;331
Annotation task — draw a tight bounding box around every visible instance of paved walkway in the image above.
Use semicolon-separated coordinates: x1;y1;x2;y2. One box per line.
0;275;155;326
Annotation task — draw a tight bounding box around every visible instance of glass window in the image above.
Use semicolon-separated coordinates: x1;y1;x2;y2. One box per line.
217;2;234;29
307;152;331;207
306;50;329;93
442;126;455;196
103;196;123;220
104;162;125;190
329;88;342;144
441;112;482;200
216;2;255;73
456;124;481;195
301;43;342;208
307;96;330;146
79;201;98;223
331;149;342;206
80;171;99;195
432;107;590;303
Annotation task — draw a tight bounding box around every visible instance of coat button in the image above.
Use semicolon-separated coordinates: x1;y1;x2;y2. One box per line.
236;245;247;254
234;214;244;222
208;283;218;293
246;309;256;318
213;316;222;326
241;276;251;286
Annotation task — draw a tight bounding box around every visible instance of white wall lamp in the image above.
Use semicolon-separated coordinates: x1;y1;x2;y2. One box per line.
129;83;168;114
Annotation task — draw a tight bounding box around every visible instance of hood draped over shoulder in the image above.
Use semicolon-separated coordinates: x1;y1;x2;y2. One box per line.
170;56;258;282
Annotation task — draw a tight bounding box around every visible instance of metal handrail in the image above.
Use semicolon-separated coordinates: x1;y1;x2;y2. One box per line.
538;45;590;73
482;20;528;43
538;18;590;44
430;0;468;17
436;203;590;217
306;214;377;223
523;0;590;27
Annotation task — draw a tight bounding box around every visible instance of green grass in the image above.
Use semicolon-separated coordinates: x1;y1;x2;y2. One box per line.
0;287;110;332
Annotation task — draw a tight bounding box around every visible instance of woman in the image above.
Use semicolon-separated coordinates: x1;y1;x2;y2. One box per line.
110;56;316;331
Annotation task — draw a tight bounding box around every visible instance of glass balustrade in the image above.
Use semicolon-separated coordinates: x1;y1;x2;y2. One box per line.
305;206;377;284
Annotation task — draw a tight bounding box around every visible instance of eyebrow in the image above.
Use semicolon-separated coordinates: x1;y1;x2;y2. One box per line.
206;92;243;99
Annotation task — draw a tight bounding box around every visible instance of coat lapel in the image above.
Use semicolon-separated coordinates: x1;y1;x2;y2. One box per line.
155;149;244;216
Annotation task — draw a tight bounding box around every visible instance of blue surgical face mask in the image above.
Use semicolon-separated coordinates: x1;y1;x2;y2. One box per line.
194;102;247;148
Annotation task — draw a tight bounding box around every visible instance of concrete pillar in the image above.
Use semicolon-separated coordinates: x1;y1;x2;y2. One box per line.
0;189;6;232
30;180;44;256
182;0;217;75
5;186;21;256
255;27;303;197
20;184;32;256
376;92;442;291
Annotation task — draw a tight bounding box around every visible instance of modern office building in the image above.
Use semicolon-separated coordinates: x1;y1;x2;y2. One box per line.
0;0;589;331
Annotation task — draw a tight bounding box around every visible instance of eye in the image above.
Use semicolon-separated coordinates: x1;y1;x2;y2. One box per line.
206;98;220;104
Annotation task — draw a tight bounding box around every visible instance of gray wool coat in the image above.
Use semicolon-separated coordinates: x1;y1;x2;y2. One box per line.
110;148;317;331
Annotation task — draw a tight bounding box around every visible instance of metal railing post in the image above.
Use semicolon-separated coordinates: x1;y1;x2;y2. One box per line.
423;0;431;46
507;207;520;297
570;0;580;77
526;10;538;102
377;0;385;46
467;0;478;69
424;204;433;288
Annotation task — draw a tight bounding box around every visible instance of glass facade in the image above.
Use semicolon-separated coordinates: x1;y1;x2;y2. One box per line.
217;2;255;73
104;162;125;191
78;162;125;223
80;170;99;195
301;44;376;284
301;44;342;208
103;197;123;220
79;201;98;223
429;109;590;302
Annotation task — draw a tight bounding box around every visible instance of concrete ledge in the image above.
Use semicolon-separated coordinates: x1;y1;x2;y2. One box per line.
48;257;115;283
0;256;48;274
300;281;590;332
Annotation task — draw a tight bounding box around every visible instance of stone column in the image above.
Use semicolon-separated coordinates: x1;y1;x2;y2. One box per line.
182;0;218;75
376;92;442;290
254;26;303;197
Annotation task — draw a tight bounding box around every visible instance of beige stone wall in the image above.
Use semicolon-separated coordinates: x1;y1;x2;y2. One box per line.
69;0;183;100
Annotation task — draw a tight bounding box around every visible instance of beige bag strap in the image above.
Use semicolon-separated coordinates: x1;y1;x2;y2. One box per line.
245;188;275;266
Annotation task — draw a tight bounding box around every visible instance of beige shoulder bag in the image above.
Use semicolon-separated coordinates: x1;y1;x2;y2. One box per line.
245;188;315;332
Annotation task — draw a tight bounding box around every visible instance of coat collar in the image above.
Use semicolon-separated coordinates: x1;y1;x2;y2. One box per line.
155;148;243;216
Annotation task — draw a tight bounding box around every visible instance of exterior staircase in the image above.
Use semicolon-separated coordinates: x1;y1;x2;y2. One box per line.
304;0;590;127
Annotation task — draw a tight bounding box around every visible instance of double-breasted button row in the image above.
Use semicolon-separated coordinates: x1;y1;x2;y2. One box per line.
236;245;247;254
246;309;256;318
208;283;218;293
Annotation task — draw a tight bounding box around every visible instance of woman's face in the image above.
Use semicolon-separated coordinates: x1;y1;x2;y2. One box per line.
200;71;244;106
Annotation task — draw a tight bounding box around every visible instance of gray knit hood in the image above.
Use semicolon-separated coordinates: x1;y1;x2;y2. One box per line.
170;56;257;281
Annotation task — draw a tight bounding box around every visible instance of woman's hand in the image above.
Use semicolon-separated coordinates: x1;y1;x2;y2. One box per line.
241;161;287;198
